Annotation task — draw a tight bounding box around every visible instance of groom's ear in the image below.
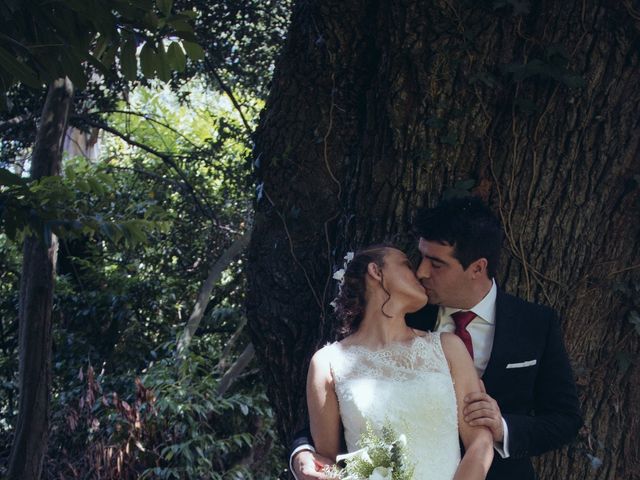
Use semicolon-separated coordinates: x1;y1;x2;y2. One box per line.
470;258;488;278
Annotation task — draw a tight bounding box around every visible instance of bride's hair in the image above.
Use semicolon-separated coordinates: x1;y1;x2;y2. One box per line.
334;244;394;336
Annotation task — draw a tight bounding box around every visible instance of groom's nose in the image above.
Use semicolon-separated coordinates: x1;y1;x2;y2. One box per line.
417;258;431;279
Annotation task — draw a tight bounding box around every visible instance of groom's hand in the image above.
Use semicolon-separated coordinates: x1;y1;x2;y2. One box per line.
292;450;333;479
463;380;504;442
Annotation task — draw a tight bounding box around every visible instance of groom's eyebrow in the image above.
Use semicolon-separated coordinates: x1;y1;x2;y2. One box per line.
424;254;447;266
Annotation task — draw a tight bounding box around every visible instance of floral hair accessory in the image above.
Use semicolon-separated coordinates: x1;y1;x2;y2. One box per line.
330;251;354;309
332;252;354;284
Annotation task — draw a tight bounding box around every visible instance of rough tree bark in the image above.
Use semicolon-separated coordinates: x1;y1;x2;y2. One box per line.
247;1;640;479
7;77;73;480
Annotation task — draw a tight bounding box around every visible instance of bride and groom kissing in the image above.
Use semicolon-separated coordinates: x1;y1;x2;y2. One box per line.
291;197;582;480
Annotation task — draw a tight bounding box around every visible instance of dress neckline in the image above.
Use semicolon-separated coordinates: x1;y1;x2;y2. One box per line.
337;332;432;354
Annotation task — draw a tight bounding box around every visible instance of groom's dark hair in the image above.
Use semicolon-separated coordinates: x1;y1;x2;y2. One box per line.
415;195;503;278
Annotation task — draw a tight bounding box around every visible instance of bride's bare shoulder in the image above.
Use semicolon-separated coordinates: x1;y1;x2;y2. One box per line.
309;341;339;369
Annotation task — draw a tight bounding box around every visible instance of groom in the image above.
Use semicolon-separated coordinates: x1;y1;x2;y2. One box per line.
290;196;582;480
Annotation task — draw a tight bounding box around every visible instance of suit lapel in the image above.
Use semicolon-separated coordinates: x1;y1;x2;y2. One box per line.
481;289;517;389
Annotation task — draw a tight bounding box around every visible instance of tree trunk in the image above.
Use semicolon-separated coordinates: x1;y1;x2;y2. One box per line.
7;77;73;480
247;1;640;479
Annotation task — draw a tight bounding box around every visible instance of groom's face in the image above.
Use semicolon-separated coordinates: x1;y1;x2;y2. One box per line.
416;238;474;309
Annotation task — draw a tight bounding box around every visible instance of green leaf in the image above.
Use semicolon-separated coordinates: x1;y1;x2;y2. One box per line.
177;9;198;19
140;42;157;78
100;44;119;69
93;33;111;59
167;18;192;32
0;46;41;89
86;176;105;195
172;30;198;43
155;43;170;82
0;168;25;186
142;11;161;29
183;42;205;61
156;0;173;17
121;34;138;81
167;42;186;72
60;50;88;89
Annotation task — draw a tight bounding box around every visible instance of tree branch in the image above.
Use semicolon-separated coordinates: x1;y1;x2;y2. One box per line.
176;226;253;356
0;113;34;133
216;343;255;396
74;115;220;225
205;60;253;136
216;316;247;372
91;109;200;149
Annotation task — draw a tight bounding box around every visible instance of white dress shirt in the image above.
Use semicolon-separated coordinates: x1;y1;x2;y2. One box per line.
435;279;497;377
434;279;510;458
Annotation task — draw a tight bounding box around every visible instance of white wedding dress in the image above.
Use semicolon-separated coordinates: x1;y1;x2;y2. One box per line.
328;332;460;479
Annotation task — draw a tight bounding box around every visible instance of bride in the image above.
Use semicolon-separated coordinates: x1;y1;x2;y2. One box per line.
307;245;493;479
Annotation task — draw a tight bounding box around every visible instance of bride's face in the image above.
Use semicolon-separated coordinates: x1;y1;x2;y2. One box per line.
378;248;429;313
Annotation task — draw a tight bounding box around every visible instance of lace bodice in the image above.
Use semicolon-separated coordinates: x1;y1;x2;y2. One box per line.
328;333;460;479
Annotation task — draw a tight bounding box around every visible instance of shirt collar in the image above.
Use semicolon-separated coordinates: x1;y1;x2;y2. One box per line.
442;278;497;324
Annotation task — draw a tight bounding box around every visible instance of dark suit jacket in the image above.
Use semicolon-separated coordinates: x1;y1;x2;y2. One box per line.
291;289;582;480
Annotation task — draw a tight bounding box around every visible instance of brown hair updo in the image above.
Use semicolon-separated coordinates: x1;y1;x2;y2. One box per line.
333;244;394;336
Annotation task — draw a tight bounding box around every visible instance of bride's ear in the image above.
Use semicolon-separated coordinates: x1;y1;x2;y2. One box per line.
367;262;382;281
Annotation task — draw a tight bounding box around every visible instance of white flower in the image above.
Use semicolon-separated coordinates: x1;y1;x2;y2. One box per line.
336;447;372;465
396;434;407;448
332;268;345;282
344;251;354;262
368;466;393;480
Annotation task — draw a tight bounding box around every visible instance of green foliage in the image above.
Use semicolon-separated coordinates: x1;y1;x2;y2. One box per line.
0;159;169;247
0;1;291;476
330;420;414;480
0;0;203;105
0;234;19;445
174;0;292;98
45;337;283;479
140;338;281;479
2;79;285;476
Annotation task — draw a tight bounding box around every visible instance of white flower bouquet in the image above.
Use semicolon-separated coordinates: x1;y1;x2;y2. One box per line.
325;420;415;480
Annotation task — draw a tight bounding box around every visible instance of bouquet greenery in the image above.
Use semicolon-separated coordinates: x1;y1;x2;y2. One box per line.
324;420;415;480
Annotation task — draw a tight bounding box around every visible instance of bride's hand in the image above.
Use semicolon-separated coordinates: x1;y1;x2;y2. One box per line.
292;450;334;479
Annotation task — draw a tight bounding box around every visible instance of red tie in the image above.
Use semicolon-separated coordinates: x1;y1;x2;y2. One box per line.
452;310;476;359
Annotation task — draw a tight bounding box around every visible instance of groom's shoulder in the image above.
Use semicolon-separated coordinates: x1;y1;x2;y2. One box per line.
499;288;556;319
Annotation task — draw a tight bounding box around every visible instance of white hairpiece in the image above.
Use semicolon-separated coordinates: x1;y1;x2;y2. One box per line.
330;251;354;310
